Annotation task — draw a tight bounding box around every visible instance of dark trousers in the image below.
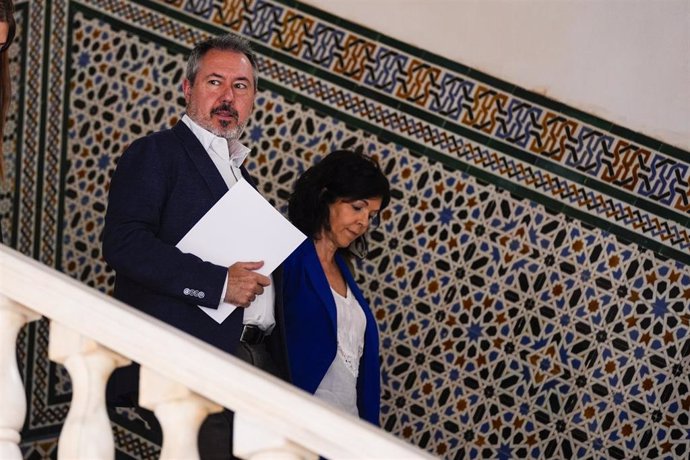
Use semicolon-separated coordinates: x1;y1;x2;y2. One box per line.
113;341;282;460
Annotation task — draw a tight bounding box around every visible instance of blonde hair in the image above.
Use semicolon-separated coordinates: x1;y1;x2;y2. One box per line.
0;0;15;186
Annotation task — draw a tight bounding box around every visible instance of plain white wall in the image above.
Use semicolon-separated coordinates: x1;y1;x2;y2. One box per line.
300;0;690;150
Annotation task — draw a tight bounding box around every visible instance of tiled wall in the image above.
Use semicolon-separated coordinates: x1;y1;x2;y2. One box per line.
7;1;689;459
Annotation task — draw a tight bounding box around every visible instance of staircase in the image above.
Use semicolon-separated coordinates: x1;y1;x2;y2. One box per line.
0;245;433;459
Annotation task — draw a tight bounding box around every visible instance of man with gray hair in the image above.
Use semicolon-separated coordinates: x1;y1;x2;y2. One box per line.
103;33;289;459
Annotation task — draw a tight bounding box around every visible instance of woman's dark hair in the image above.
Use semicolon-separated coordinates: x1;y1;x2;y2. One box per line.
288;150;390;246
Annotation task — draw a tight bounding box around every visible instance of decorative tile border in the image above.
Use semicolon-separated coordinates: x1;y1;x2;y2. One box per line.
41;0;69;267
16;0;45;257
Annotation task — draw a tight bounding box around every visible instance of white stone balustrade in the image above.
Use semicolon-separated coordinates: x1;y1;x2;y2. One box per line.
0;295;39;460
0;244;433;459
49;321;130;459
139;367;222;460
234;413;317;460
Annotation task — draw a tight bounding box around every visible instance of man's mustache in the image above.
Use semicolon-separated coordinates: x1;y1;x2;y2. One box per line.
211;103;238;119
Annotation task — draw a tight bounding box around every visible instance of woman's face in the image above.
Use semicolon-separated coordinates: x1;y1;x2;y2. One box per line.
0;21;8;48
321;197;383;249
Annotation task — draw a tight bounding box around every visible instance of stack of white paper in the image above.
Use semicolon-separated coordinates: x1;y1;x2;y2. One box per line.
176;179;306;323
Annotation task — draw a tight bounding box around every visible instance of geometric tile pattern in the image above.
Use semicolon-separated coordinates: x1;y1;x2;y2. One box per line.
19;437;58;459
5;1;689;460
254;57;690;258
96;0;690;262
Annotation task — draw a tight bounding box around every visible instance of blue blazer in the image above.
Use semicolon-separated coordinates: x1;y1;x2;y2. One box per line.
103;121;289;403
283;239;380;425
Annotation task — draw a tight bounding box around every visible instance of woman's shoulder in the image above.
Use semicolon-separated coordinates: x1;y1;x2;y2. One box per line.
289;238;314;257
284;238;315;270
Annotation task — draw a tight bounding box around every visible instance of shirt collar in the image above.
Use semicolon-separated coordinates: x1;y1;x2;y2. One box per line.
181;114;251;168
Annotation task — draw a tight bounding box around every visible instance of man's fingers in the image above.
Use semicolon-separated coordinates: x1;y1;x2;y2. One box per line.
224;264;269;307
234;261;265;271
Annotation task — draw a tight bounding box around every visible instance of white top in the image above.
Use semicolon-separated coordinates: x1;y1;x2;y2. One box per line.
314;285;366;417
181;115;275;332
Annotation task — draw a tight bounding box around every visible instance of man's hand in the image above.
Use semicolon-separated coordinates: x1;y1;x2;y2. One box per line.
225;261;270;307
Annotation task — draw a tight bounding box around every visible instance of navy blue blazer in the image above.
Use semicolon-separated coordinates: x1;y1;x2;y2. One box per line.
103;121;289;403
282;239;381;425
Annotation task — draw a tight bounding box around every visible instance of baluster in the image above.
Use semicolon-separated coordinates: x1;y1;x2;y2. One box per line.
139;366;222;460
49;321;130;459
234;412;317;460
0;295;40;460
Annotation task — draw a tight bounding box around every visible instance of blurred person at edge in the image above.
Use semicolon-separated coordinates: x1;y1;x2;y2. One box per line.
0;0;15;244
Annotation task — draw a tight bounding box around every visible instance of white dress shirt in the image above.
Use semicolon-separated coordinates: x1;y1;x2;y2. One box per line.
182;114;276;332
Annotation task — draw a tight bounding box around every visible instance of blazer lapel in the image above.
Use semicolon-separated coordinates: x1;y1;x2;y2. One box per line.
172;121;228;202
303;241;338;333
240;166;256;188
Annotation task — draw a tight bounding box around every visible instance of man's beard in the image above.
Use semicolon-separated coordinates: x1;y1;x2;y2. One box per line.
188;101;246;141
215;121;245;141
212;102;245;140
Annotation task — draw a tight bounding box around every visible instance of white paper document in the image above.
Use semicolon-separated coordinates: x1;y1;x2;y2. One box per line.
176;179;306;323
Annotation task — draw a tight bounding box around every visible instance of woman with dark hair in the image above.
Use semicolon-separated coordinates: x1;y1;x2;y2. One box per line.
0;0;14;179
283;149;390;425
0;0;15;244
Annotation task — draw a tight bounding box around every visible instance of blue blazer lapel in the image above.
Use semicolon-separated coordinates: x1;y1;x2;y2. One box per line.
303;241;338;333
171;121;228;202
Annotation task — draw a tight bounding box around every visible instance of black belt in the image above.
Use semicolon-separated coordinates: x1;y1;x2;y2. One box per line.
240;324;267;345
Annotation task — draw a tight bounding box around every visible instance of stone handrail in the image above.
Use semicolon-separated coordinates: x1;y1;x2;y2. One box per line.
0;244;434;459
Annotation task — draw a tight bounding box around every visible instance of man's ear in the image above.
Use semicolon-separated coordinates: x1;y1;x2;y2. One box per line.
182;79;191;103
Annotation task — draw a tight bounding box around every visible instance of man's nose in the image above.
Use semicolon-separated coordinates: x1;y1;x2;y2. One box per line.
221;85;235;102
